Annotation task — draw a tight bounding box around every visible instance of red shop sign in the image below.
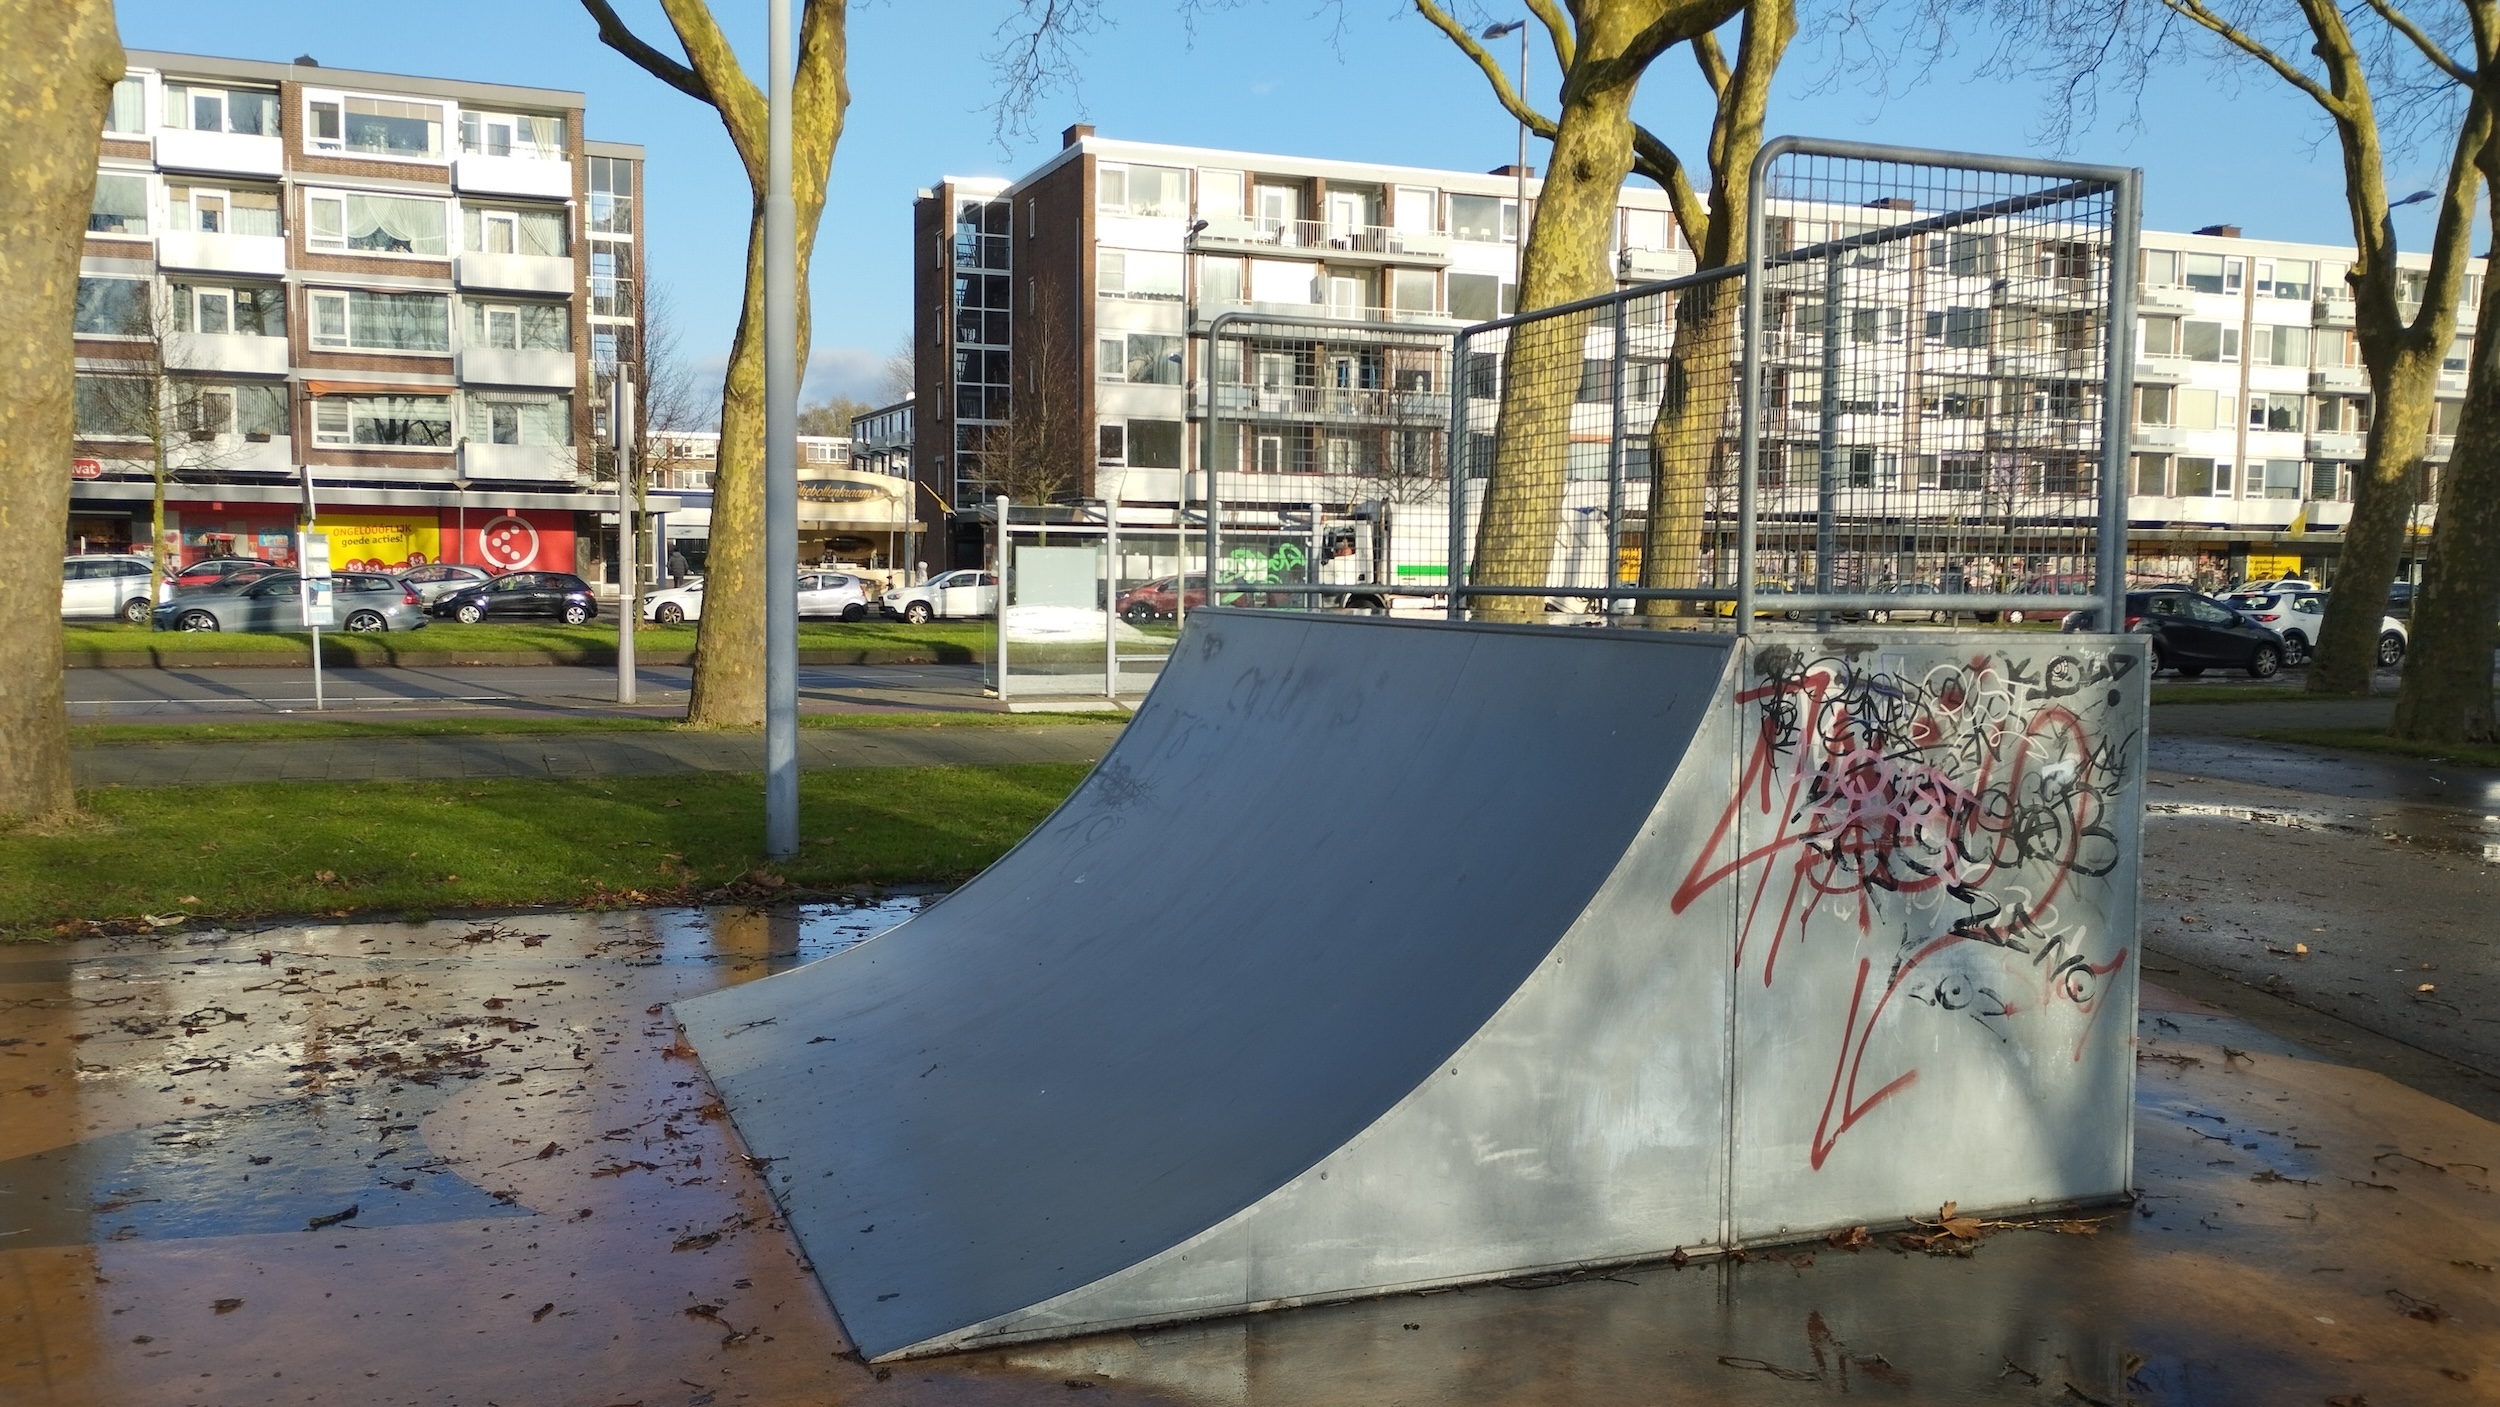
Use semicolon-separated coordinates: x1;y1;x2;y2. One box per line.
70;459;103;481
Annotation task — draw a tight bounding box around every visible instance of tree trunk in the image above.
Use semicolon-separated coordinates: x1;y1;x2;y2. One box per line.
1469;60;1641;622
2309;349;2438;695
1640;279;1736;613
0;0;120;822
2391;187;2500;743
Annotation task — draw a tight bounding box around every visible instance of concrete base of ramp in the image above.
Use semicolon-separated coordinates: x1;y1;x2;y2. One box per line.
676;613;2148;1361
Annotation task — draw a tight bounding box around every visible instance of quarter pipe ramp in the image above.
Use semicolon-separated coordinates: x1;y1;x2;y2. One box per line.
677;611;2146;1360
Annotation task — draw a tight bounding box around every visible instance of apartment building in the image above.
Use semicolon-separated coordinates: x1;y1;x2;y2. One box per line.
908;129;2467;586
69;51;652;580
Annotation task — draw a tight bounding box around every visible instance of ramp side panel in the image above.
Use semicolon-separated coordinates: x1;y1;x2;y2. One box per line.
676;613;1733;1362
1718;636;2149;1237
932;647;1747;1353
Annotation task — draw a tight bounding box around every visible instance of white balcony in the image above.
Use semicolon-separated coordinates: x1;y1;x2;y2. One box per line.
152;128;283;178
456;251;575;296
2314;297;2356;328
2132;425;2186;450
453;153;574;200
155;230;287;278
2137;285;2197;316
1619;247;1696;281
2311;364;2370;393
181;433;294;474
457;347;575;388
2307;431;2366;459
2132;358;2191;386
163;331;288;375
459;441;580;482
2426;435;2455;462
1190;216;1451;264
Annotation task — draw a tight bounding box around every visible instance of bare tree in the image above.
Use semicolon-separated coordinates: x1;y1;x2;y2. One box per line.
990;281;1085;505
0;0;121;822
880;335;914;405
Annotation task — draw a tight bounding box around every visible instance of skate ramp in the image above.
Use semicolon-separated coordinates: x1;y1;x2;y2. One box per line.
676;612;1734;1360
678;615;2148;1361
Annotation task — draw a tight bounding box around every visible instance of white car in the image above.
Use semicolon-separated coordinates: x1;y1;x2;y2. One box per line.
881;569;998;624
2224;588;2407;667
62;554;170;622
642;572;873;626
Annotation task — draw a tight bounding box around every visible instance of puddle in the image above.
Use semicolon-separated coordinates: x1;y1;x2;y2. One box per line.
2146;799;2500;863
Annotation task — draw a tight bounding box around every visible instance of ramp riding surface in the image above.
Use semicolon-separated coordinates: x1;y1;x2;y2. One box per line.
675;612;1731;1359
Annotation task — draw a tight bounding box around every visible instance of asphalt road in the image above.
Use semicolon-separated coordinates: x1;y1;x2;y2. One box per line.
67;662;996;718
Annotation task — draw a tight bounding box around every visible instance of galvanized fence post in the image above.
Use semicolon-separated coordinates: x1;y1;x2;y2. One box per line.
2099;169;2143;633
1446;326;1470;621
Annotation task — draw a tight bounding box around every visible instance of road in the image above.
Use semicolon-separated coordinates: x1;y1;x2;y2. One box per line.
67;661;995;718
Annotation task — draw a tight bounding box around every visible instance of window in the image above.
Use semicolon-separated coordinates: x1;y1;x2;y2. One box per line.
1097;333;1181;385
2141;250;2180;287
2176;456;2216;495
459;110;566;160
1620;207;1668;252
1923;378;1988;419
1450;195;1516;243
1391;268;1436;313
588;155;635;234
1127;419;1183;468
171;284;284;337
89;172;147;235
307;95;444;159
2255;459;2302;499
1096;423;1125;463
2137;385;2174;425
2254;324;2308;367
167;184;282;238
73;277;149;336
462;206;567;257
105;77;143;134
1199;169;1244;220
2182;320;2239;362
1931;233;1995;277
953;198;1008;270
1198;256;1244;305
590;244;636;317
163;84;279;135
2261;260;2312;300
2140;316;2179;357
1097;164;1185;217
2177;387;2227;430
180;383;288;438
1914;454;1986;491
2312;462;2344;500
308;289;451;352
2132;453;2171;496
1923;307;1989;347
307;191;448;256
1394;186;1438;234
2182;253;2240;294
465;299;570;351
72;375;146;437
2249;393;2303;433
2436;399;2464;435
2443;339;2470;374
1096;248;1182;300
1448;272;1504;322
465;394;572;446
311;395;453;448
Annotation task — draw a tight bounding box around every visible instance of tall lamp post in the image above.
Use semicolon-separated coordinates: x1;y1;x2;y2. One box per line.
763;0;800;858
1482;19;1529;293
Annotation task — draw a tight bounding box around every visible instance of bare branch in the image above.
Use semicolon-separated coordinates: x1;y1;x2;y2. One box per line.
985;0;1108;149
1413;0;1560;138
576;0;712;104
2362;0;2476;84
2157;0;2350;114
1692;31;1732;97
1632;124;1710;249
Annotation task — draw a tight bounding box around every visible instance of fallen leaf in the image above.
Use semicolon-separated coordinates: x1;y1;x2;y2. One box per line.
314;871;337;883
673;1231;721;1252
2294;942;2309;957
2418;983;2438;994
663;798;683;809
178;895;201;906
531;1302;555;1322
212;1298;242;1314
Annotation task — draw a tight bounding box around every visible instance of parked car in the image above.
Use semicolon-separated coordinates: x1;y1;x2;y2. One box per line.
800;572;872;621
169;557;283;593
1865;581;1946;624
2223;589;2408;667
881;569;998;624
1115;575;1212;623
2004;572;2099;624
429;571;598;625
2059;588;2285;678
643;577;704;625
333;574;431;632
2384;580;2417;619
62;554;168;622
398;562;497;604
154;571;427;633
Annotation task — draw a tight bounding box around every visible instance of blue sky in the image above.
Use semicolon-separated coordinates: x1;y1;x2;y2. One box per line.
120;1;2468;416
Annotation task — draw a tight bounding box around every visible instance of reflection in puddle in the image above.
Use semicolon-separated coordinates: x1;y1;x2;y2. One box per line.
2146;800;2500;863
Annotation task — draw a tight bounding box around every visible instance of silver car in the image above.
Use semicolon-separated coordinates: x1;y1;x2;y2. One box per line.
398;562;496;604
799;571;871;621
154;571;430;633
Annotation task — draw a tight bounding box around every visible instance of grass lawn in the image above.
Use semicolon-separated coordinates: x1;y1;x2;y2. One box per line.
2240;727;2500;768
70;711;1127;747
2;764;1090;938
64;618;997;664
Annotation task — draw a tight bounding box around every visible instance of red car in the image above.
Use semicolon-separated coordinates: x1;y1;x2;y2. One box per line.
1116;575;1213;623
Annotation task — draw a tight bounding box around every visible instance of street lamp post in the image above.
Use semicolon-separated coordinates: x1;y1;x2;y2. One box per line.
763;0;800;858
1482;19;1530;293
615;372;638;706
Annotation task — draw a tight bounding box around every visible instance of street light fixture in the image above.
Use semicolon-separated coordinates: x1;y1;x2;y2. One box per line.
763;0;800;858
1482;19;1530;293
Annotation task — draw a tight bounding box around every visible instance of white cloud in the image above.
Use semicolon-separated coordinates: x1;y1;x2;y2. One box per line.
803;344;895;405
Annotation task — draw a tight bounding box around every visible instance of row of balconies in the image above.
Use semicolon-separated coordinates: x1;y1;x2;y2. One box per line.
142;229;575;297
150;331;574;389
143;127;572;200
1191;216;1452;264
81;435;580;484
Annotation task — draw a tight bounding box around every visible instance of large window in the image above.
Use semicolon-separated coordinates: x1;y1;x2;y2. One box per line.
179;383;289;438
459;111;566;159
172;283;285;337
591;244;636;317
307;191;448;256
462;205;567;257
1448;271;1505;322
307;95;444;159
2259;260;2312;300
163;83;280;135
105;77;143;134
1096;164;1186;217
89;172;148;236
1096;249;1182;300
465;299;570;351
2253;324;2309;367
1450;195;1517;243
465;394;572;445
72;375;146;438
1923;306;1989;348
2182;253;2241;295
2248;393;2303;433
954;198;1008;271
1097;333;1181;385
308;289;451;352
1391;268;1436;313
74;277;150;336
168;184;281;237
2183;320;2239;362
2258;459;2304;499
312;395;453;448
1126;419;1184;468
588;155;635;234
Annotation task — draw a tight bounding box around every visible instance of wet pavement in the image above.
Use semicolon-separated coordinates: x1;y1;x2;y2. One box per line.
4;907;2496;1405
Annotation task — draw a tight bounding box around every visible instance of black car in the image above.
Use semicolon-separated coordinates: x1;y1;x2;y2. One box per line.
429;570;599;625
2059;588;2285;678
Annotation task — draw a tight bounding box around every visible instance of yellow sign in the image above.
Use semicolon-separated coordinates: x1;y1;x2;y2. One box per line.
2244;552;2304;580
323;515;443;571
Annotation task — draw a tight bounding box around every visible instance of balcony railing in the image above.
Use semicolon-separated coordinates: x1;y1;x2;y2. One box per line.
1208;383;1451;423
1195;297;1454;327
1192;216;1450;263
2310;364;2369;393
